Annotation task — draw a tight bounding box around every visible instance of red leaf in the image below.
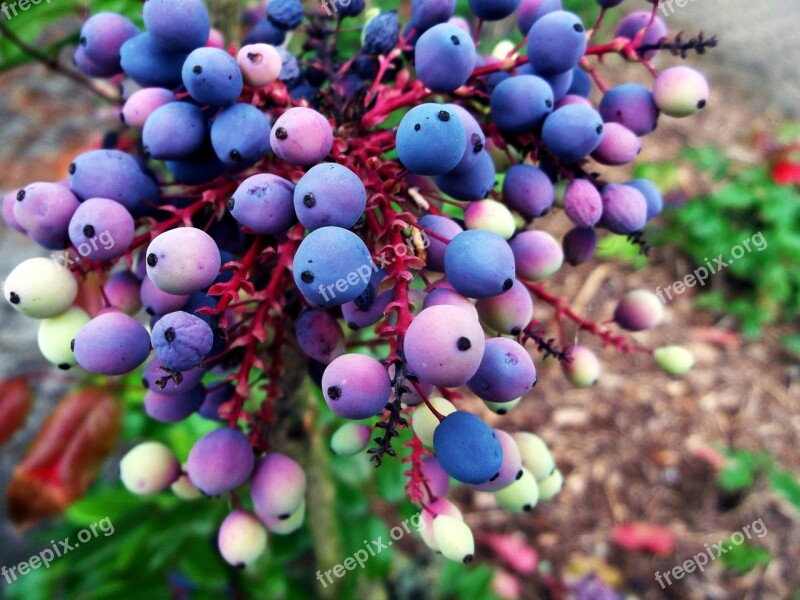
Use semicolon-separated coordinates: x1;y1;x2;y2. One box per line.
772;159;800;186
6;387;122;528
611;522;675;556
483;533;539;575
0;377;33;447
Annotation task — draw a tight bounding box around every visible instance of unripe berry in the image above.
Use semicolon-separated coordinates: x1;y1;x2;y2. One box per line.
512;432;555;481
494;467;539;513
171;472;202;500
218;510;268;568
259;499;306;535
412;397;457;447
120;441;181;495
561;345;600;387
251;452;306;520
613;289;664;331
432;515;475;563
537;468;564;500
483;397;522;415
37;307;90;369
464;199;516;240
330;423;372;456
654;66;709;118
653;345;695;376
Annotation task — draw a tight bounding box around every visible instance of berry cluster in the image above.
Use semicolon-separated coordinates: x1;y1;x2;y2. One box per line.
2;0;706;567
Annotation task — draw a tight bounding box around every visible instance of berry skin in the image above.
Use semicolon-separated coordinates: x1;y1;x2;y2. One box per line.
218;510;268;568
295;309;346;364
4;258;78;319
77;12;139;76
444;230;516;299
73;312;152;375
237;44;282;87
67;198;135;261
143;0;210;52
412;396;457;447
152;311;214;372
250;452;306;520
260;499;306;535
444;104;486;174
563;178;603;228
502;164;555;219
469;0;521;21
613;289;664;331
432;515;475;563
144;384;205;423
517;0;563;35
103;271;142;315
13;182;80;249
420;497;462;550
464;200;517;240
433;411;503;484
541;104;605;163
415;23;477;93
292;226;372;307
293;163;367;231
599;83;659;136
211;103;272;167
68;149;159;212
471;429;524;492
490;75;554;134
420;455;450;501
513;432;555;481
435;149;496;201
363;11;399;55
182;48;244;107
416;215;463;272
322;354;391;420
493;467;539;513
37;307;90;369
396;104;467;176
476;278;533;336
615;11;668;60
267;0;304;30
653;345;695;376
510;230;564;282
120;441;181;495
140;275;188;317
600;184;648;235
120;33;189;89
562;345;601;387
537;468;564;500
186;428;255;496
171;472;202;500
563;226;598;266
145;227;222;295
229;174;296;235
483;397;522;415
270;107;334;166
653;66;710;118
526;11;587;76
591;122;641;166
467;337;537;403
143;102;208;161
121;88;175;129
626;178;664;220
404;305;486;387
331;423;372;456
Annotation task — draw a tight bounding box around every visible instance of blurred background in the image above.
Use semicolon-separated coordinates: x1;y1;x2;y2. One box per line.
1;1;798;599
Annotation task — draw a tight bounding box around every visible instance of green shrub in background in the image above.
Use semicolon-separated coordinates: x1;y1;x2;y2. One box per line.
643;143;800;342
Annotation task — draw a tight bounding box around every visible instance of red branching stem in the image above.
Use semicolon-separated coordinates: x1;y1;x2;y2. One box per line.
402;434;432;505
410;379;445;422
523;281;653;355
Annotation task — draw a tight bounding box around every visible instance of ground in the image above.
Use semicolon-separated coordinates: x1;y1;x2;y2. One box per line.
0;3;798;598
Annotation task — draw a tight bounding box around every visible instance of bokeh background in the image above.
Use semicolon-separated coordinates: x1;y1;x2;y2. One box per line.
1;1;799;599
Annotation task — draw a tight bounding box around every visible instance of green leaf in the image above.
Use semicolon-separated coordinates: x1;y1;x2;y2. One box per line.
718;450;760;491
719;540;771;573
768;467;800;509
66;486;143;525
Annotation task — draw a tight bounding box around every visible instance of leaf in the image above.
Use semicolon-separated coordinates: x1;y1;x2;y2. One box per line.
718;450;760;492
7;386;122;528
719;540;771;573
611;522;675;556
0;376;33;446
768;467;800;509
